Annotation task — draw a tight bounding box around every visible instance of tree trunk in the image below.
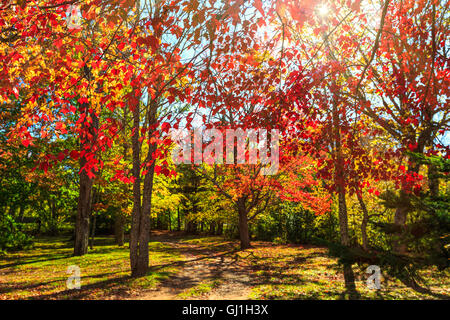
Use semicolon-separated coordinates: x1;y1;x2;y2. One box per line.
216;222;223;235
50;198;58;236
393;201;408;255
338;189;358;297
74;99;98;256
237;199;251;249
209;221;216;235
130;98;145;277
332;93;357;297
130;94;158;277
74;155;93;256
177;206;181;231
156;214;162;229
90;213;96;250
428;164;439;197
130;97;141;275
115;214;125;246
137;159;154;275
357;191;369;250
186;220;197;234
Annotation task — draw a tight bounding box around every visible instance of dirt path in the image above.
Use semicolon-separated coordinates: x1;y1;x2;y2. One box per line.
134;231;255;300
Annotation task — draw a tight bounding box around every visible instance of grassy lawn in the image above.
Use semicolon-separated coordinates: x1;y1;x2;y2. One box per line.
1;235;448;300
178;279;223;299
0;236;182;300
175;237;450;300
238;244;450;300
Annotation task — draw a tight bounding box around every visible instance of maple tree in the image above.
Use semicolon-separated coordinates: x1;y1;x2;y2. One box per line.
0;0;448;297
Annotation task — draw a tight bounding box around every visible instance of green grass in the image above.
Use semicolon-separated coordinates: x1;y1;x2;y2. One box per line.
239;244;450;300
178;279;222;299
180;236;238;251
0;236;182;300
1;235;448;300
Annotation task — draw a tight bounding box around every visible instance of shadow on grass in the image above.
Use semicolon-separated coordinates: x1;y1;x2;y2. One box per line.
148;248;239;273
0;253;73;270
24;268;175;300
28;275;133;300
0;270;125;295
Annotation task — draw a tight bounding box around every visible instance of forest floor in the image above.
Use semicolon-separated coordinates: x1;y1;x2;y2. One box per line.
0;230;449;300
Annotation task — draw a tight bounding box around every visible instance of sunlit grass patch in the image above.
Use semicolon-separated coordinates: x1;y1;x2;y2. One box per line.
240;244;449;300
0;236;182;300
180;236;239;253
178;278;222;299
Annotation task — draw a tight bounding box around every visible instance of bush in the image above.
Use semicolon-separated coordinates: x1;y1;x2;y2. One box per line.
0;215;33;251
253;202;329;244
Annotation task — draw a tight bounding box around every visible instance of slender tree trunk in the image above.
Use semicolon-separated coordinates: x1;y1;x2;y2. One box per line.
90;213;96;250
393;201;408;255
357;192;369;250
332;94;357;297
216;222;223;235
139;150;155;273
209;221;216;235
74;97;98;256
167;210;171;231
50;198;58;235
428;164;439;197
74;155;93;256
237;199;251;249
115;214;125;246
177;206;181;231
186;220;197;234
130;98;143;276
130;96;157;277
339;190;357;295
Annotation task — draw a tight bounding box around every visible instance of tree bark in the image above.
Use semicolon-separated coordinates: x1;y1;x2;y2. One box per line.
74;154;94;256
338;188;358;297
393;200;408;255
216;222;223;236
357;191;369;250
428;164;439;197
90;213;96;250
115;214;125;246
130;98;145;277
237;199;251;249
130;96;157;277
332;92;357;297
74;93;98;256
209;221;216;235
177;206;181;231
216;222;223;235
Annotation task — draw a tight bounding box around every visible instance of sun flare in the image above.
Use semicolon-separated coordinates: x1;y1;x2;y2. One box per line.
317;3;329;17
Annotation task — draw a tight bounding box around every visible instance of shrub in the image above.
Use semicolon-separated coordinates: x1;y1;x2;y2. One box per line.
0;215;33;251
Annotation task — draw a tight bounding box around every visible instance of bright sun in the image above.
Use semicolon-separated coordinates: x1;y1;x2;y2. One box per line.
317;3;329;17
